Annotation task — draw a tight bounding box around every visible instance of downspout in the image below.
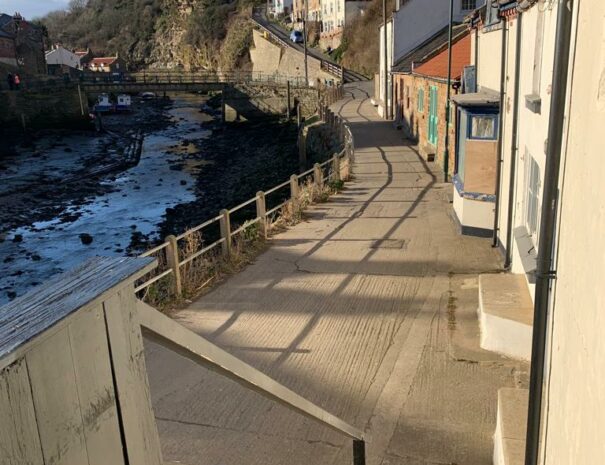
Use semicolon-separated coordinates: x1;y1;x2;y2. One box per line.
524;0;574;464
504;12;523;268
383;0;389;120
491;13;507;248
443;0;454;182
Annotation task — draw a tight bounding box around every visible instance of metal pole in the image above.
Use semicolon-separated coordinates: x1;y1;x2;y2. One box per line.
504;14;523;269
303;1;309;87
443;0;454;182
491;15;508;248
382;0;389;120
525;1;574;464
353;439;366;465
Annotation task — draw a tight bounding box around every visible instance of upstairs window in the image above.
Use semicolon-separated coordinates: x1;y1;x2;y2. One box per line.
461;0;477;10
468;113;498;140
485;1;501;26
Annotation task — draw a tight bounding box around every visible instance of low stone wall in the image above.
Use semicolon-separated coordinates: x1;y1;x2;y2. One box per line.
0;86;89;131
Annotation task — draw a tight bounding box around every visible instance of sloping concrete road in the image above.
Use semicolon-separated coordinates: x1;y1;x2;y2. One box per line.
146;83;527;465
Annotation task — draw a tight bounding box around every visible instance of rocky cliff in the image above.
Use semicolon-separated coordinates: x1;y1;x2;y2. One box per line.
41;0;256;71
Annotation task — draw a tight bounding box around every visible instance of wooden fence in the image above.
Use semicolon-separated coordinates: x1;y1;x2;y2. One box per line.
136;85;350;297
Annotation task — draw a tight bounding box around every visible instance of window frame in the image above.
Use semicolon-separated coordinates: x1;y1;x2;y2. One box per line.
417;87;424;113
467;112;499;141
461;0;477;11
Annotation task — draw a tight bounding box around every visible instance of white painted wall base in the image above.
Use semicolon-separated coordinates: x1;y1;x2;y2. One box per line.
453;186;495;234
478;274;533;360
493;388;528;465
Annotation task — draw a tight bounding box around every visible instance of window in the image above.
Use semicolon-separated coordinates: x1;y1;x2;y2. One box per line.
461;0;476;10
525;152;541;239
417;88;424;113
468;114;498;140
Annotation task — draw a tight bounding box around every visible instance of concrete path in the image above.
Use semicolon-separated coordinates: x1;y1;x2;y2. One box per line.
146;83;528;465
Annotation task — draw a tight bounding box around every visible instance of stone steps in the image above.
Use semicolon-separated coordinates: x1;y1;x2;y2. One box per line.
478;274;534;360
494;388;529;465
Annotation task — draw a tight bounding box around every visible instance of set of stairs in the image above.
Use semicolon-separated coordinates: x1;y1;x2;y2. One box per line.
477;273;533;465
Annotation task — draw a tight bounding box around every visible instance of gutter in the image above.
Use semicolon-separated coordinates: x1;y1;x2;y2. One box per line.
504;12;523;268
491;13;507;248
524;0;575;464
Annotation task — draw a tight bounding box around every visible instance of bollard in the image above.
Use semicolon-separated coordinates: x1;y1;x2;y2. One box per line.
290;174;300;210
165;235;182;297
256;191;267;238
314;163;323;192
333;154;341;182
219;209;232;257
353;440;366;465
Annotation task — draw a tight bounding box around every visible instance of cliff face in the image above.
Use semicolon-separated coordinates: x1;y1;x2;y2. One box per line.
41;0;255;71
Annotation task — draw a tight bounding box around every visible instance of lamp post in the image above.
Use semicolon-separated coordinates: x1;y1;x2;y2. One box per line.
443;0;454;182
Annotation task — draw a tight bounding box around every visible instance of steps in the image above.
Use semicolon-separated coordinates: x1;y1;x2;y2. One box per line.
478;274;534;360
494;388;529;465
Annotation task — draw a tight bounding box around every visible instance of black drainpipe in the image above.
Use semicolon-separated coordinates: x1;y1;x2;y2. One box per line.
504;12;523;269
524;0;574;464
491;15;507;248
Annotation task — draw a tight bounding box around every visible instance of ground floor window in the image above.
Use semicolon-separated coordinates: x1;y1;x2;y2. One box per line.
417;88;424;113
525;150;541;241
468;114;498;140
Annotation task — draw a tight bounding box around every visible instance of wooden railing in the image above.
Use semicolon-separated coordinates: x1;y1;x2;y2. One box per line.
0;255;366;465
136;85;350;296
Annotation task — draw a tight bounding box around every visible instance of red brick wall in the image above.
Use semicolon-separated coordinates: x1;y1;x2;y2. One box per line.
0;37;16;59
394;73;456;176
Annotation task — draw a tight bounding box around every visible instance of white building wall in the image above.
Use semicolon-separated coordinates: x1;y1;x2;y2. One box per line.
540;0;605;462
45;46;81;69
392;0;481;62
378;19;393;116
476;26;502;92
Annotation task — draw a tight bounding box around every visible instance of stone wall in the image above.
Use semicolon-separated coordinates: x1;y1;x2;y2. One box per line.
0;86;89;131
250;30;336;86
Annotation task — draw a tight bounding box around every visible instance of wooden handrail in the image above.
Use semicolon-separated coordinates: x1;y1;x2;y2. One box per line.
136;300;367;442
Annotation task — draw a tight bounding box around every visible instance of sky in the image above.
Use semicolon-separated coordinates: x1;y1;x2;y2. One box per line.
0;0;69;19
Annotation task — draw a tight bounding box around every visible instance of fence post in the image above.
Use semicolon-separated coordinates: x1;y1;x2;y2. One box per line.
219;209;232;257
256;191;267;238
165;235;182;297
290;174;299;210
314;163;323;192
333;154;341;182
353;440;366;465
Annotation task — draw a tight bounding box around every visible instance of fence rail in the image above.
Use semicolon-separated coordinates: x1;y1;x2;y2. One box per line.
135;86;349;295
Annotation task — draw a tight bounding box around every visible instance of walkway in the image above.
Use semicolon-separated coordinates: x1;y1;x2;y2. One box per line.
145;83;527;465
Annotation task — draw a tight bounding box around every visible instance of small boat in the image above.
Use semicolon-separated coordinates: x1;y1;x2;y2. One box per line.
116;94;132;112
93;93;114;113
140;92;156;100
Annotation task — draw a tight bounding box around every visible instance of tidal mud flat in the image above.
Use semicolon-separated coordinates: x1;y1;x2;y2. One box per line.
0;94;299;304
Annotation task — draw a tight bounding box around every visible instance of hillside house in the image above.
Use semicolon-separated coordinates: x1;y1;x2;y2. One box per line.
392;27;470;170
0;13;45;74
378;0;485;118
45;45;82;77
75;48;94;67
87;56;127;73
320;0;371;50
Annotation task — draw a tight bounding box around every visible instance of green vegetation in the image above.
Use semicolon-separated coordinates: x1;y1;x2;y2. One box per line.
336;0;395;76
41;0;262;71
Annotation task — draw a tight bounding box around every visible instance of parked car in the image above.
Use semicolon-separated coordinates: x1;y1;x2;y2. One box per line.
290;30;304;44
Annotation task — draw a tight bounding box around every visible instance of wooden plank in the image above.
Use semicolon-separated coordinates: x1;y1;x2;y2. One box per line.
0;256;156;371
0;359;44;465
69;306;126;465
26;328;89;465
104;289;163;465
136;300;365;441
464;140;498;194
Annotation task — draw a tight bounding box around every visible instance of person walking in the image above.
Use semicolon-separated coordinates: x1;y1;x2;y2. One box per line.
13;74;21;90
6;73;14;90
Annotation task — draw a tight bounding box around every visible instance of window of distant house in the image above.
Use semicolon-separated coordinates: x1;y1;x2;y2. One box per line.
525;151;541;240
417;88;424;112
468;114;498;140
461;0;476;11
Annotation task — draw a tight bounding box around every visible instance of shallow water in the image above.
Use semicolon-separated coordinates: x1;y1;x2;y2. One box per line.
0;95;212;304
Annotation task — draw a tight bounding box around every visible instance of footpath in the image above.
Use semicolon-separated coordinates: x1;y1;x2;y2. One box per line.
146;82;527;465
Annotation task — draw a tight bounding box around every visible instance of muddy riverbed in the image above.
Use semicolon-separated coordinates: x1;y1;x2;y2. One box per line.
0;94;299;304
